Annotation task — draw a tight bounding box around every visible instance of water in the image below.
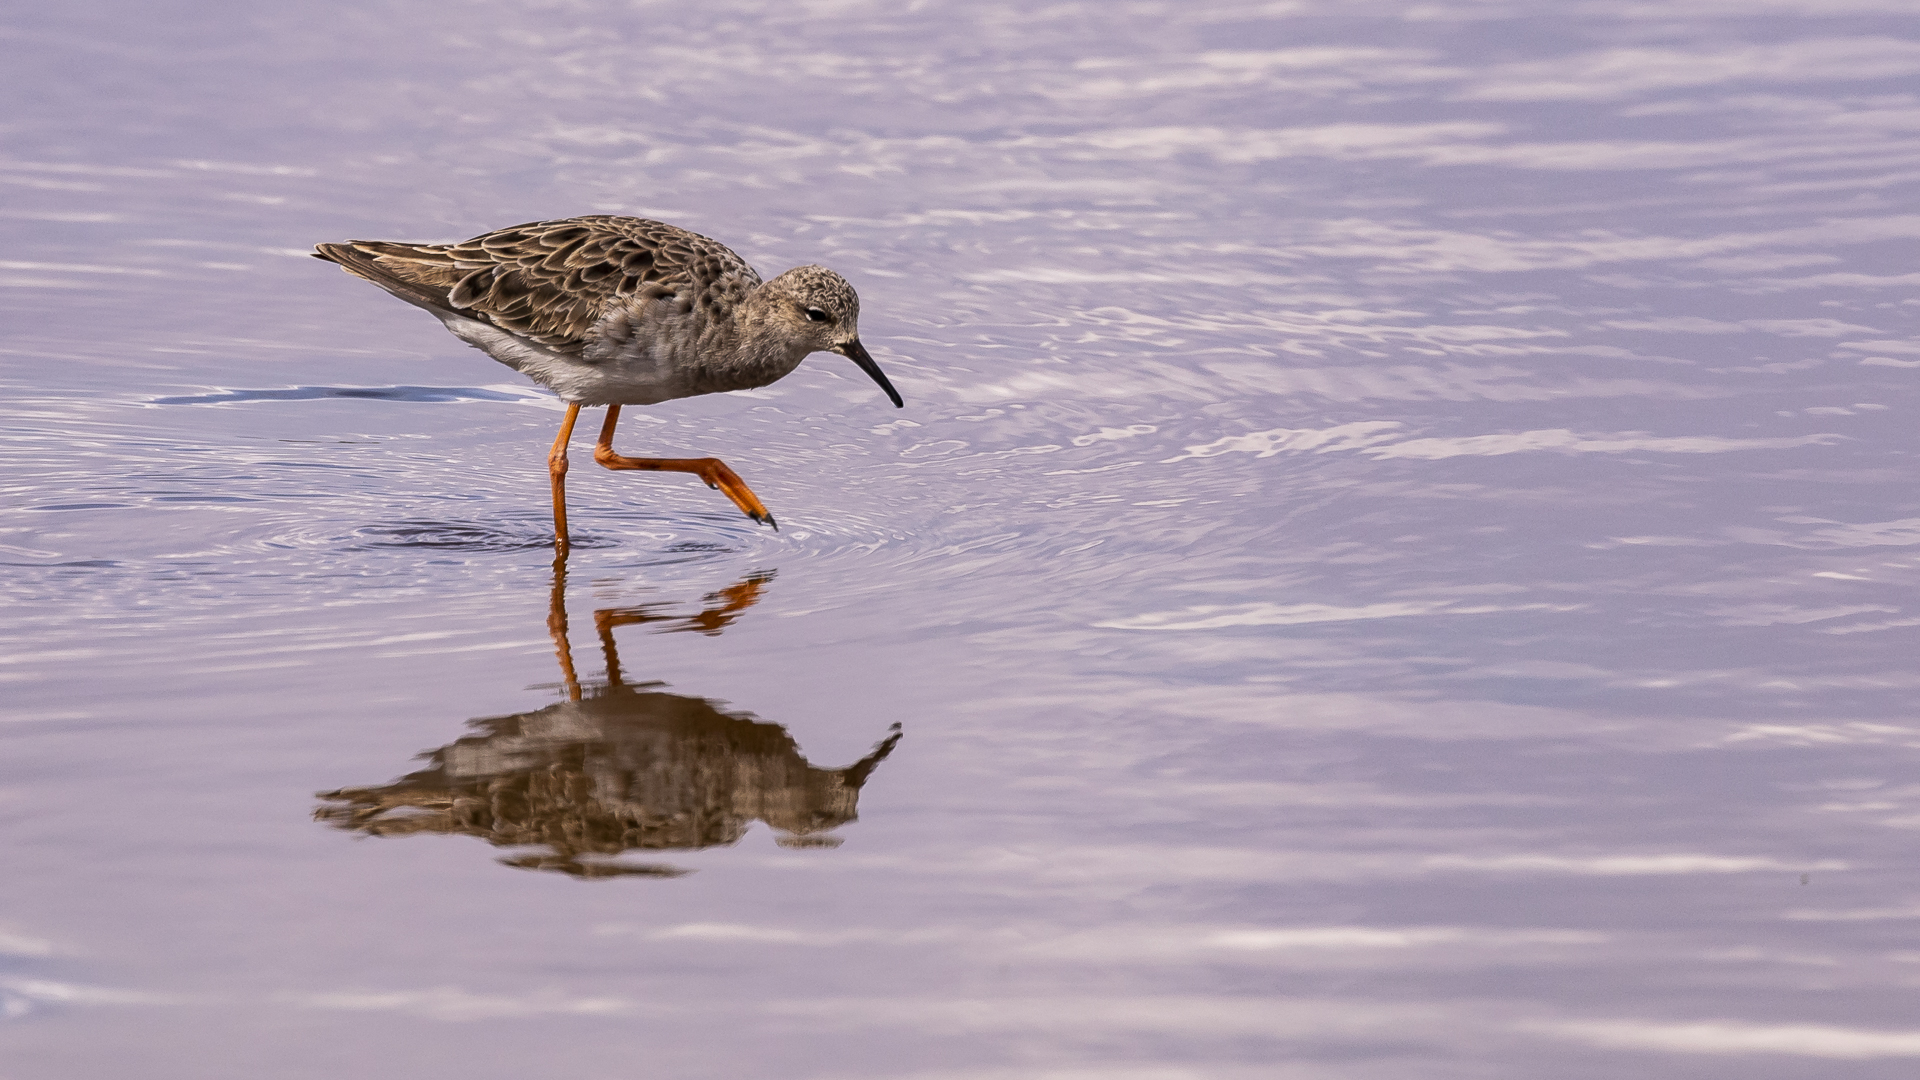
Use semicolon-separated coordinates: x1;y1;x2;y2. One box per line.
6;1;1920;1075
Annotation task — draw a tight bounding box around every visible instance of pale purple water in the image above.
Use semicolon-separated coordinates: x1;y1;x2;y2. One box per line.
5;1;1920;1076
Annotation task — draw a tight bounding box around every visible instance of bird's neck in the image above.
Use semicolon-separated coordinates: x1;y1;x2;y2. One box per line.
734;288;808;361
720;288;809;386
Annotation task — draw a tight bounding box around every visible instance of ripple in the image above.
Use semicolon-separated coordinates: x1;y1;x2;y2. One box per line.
342;518;599;554
150;385;547;406
326;508;786;565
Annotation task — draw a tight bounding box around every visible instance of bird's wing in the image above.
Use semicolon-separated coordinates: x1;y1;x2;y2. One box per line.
313;216;762;356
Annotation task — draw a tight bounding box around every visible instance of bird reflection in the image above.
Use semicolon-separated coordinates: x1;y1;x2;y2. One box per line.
314;555;901;878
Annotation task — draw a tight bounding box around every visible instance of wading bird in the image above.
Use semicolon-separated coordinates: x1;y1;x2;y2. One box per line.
314;215;903;544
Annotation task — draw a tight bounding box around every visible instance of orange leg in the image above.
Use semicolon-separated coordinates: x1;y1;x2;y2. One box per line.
548;403;581;549
594;404;778;529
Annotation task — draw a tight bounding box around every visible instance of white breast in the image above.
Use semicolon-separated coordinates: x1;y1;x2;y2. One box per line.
436;313;690;406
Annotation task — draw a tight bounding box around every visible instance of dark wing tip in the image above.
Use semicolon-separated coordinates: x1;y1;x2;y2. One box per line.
310;241;459;316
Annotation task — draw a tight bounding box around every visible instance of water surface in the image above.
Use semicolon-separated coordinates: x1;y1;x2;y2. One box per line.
6;1;1920;1076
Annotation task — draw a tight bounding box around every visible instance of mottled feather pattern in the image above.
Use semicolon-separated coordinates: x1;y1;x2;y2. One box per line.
336;216;763;357
314;212;901;531
317;213;897;416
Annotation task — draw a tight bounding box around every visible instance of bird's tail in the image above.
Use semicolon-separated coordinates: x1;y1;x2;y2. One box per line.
312;242;460;317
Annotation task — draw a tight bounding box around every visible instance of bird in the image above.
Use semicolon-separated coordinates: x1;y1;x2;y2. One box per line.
312;214;903;545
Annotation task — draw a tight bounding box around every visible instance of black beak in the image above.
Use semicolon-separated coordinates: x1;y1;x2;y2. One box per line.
835;338;904;408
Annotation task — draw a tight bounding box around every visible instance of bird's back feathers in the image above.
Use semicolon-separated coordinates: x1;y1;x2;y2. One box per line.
313;215;763;357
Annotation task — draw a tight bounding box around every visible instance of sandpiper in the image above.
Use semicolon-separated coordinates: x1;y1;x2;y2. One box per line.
314;215;903;543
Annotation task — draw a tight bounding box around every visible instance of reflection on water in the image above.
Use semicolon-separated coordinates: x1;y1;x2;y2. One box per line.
314;559;901;878
14;1;1920;1074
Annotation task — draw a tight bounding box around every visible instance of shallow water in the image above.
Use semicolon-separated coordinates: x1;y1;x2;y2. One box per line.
6;1;1920;1076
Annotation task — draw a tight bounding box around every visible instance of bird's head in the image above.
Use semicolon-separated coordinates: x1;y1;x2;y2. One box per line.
763;265;902;408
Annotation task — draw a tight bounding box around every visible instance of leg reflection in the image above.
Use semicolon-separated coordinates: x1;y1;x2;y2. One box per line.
549;550;582;702
315;557;898;877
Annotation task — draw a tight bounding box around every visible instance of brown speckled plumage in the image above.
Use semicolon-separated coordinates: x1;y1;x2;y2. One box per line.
328;215;759;355
312;214;903;537
314;214;899;408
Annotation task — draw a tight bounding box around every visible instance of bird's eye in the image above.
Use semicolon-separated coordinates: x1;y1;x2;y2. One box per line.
804;307;829;323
